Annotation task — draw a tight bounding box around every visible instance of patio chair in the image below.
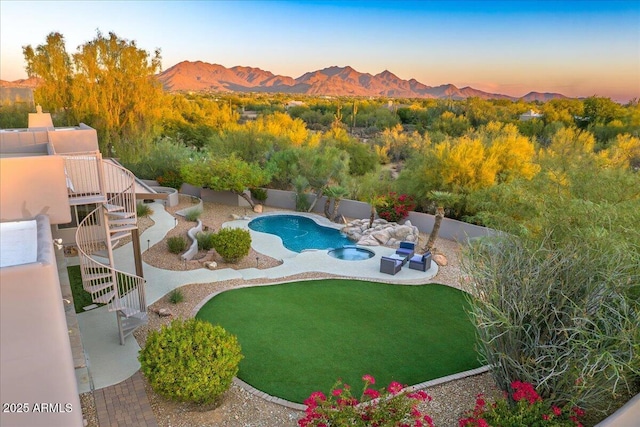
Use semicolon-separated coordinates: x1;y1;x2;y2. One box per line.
395;241;415;259
409;251;432;272
380;256;402;275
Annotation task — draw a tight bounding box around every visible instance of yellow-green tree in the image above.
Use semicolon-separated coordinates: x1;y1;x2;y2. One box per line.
484;122;540;182
23;32;75;124
599;133;640;170
24;31;164;161
71;31;164;160
437;136;499;193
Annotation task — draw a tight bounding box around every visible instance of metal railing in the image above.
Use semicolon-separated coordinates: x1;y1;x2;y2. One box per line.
75;159;146;316
59;151;105;202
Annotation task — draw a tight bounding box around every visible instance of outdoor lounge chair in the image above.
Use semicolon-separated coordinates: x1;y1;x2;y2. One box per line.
395;241;415;258
380;256;402;275
409;251;432;272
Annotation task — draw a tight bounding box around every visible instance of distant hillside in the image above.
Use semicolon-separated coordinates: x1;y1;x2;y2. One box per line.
520;91;568;102
0;77;40;89
157;61;535;100
1;63;570;101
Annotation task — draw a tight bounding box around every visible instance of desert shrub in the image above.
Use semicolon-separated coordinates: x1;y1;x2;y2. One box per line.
196;231;216;251
212;227;251;263
124;138;193;181
168;288;184;304
136;202;153;217
250;187;268;203
295;193;311;212
293;175;311;212
123;137;191;182
463;235;640;415
184;208;202;222
167;236;187;254
139;319;242;404
157;170;183;189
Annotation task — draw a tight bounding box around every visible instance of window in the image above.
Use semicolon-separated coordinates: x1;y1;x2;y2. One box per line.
58;204;98;229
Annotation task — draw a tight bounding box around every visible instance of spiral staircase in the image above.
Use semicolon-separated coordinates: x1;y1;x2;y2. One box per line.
69;151;147;345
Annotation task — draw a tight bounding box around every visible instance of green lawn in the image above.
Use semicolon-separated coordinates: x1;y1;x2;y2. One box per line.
196;279;482;403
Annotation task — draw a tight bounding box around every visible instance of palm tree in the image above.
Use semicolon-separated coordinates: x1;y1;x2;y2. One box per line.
424;191;459;252
324;185;350;222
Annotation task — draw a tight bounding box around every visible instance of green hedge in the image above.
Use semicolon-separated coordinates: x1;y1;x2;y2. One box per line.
213;227;251;263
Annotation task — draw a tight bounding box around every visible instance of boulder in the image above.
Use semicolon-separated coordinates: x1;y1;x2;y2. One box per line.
341;218;419;247
205;261;218;270
253;204;263;213
157;308;173;317
433;253;448;266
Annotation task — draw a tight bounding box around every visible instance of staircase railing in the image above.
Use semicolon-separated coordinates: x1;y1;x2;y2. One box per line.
74;154;146;335
59;151;105;202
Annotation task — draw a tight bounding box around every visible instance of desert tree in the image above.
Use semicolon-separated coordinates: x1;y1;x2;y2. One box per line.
23;31;164;162
23;32;75;124
296;146;349;213
71;31;164;160
181;154;272;209
323;185;349;222
423;190;460;252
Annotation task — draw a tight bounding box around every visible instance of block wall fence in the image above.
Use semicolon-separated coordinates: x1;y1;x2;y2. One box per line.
177;185;498;244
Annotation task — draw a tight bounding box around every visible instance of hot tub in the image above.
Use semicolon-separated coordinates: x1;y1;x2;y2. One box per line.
328;246;375;261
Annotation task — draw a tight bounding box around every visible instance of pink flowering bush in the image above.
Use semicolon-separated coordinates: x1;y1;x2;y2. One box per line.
299;374;433;427
375;193;416;223
459;381;586;427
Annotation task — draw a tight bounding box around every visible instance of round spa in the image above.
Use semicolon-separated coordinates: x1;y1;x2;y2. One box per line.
328;246;375;261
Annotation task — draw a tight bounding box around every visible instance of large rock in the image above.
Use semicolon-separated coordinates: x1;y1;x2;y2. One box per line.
156;308;173;317
342;219;419;247
433;253;448;266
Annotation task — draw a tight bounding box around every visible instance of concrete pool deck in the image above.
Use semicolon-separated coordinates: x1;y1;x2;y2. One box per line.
74;202;439;393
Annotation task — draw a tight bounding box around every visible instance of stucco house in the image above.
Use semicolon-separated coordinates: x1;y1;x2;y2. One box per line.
519;109;544;121
0;109;158;426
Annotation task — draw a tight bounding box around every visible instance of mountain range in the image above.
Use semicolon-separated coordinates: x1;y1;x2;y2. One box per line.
156;61;568;101
0;61;568;101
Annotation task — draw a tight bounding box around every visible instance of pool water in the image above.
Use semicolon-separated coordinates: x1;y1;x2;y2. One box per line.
328;246;375;261
248;215;352;253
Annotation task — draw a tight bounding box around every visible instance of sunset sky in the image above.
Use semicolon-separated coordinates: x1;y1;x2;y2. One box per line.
1;0;638;102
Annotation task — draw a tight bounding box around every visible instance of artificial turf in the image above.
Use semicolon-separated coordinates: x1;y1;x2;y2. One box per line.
196;279;482;403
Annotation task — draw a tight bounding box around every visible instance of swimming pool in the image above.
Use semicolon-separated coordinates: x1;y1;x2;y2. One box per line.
248;215;352;253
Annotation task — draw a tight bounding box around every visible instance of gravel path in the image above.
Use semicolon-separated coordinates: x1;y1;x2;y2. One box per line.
132;197;501;427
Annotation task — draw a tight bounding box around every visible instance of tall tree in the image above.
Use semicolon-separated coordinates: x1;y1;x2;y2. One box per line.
23;32;75;124
23;31;164;162
424;191;460;252
72;31;164;160
296;146;349;212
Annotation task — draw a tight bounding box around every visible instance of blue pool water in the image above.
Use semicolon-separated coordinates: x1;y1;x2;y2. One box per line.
248;215;352;253
328;246;375;261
